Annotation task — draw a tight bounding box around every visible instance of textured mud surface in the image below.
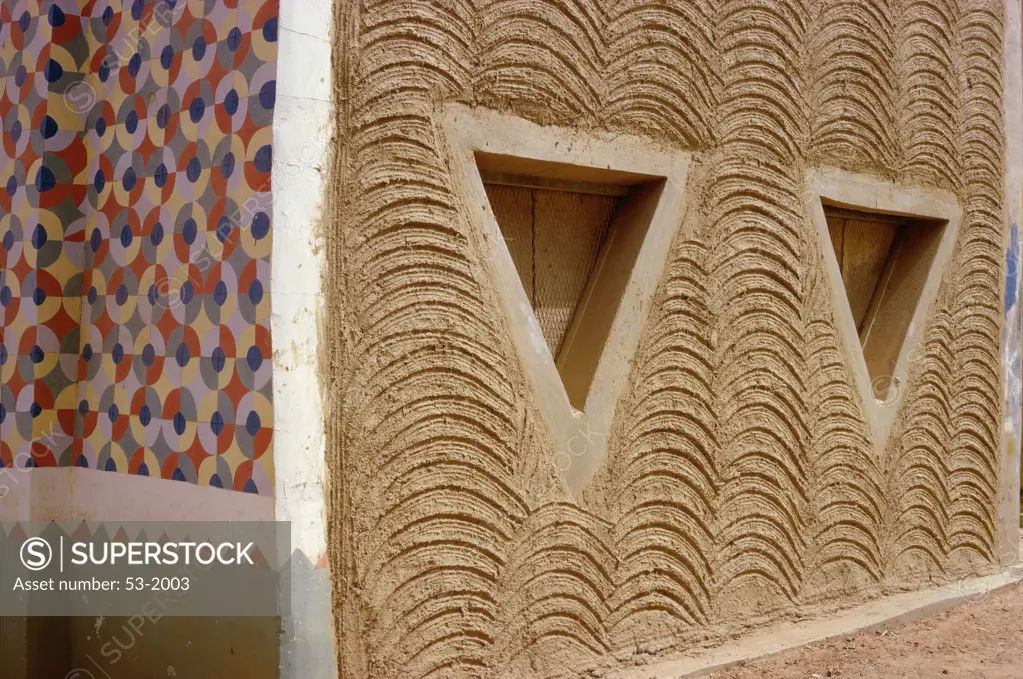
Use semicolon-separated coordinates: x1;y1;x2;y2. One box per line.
325;2;1007;678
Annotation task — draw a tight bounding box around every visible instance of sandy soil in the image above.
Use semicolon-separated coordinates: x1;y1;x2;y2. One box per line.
712;583;1023;679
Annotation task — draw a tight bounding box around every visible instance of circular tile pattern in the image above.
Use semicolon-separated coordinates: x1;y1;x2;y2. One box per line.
0;0;278;492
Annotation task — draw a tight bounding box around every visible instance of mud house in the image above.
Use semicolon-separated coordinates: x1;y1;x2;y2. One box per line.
1;0;1022;678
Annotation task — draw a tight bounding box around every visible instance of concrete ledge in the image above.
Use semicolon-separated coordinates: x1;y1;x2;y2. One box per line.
607;563;1023;679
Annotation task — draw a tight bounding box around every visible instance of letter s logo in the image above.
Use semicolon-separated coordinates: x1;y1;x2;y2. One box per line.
20;538;52;571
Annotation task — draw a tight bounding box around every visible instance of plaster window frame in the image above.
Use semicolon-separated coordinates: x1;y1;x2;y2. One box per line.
806;168;962;452
443;104;692;494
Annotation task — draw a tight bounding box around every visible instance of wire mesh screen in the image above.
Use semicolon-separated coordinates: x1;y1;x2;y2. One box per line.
824;206;907;334
484;184;620;358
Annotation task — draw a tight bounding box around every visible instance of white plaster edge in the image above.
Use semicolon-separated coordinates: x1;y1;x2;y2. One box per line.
805;168;962;454
278;0;331;43
441;103;691;495
271;1;336;677
271;0;331;573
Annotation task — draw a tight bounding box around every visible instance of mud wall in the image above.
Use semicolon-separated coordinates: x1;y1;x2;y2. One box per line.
326;1;1007;677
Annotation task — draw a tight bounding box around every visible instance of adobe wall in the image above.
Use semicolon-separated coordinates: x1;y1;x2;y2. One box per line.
326;1;1012;677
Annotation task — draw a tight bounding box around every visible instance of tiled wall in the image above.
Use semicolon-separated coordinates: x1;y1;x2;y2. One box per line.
1;0;277;494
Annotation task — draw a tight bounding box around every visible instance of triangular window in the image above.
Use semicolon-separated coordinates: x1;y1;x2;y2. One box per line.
445;105;692;492
477;154;661;411
822;203;947;402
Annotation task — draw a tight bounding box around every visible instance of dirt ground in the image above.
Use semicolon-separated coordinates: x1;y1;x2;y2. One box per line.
711;582;1023;679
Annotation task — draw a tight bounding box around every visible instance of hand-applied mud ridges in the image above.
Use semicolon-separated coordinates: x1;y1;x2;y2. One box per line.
705;0;813;615
477;0;607;121
490;503;616;676
327;0;1008;677
603;0;718;147
803;265;885;598
887;0;1004;582
807;0;899;172
896;0;962;191
603;240;717;645
946;2;1002;569
475;0;718;147
339;3;532;677
888;315;956;575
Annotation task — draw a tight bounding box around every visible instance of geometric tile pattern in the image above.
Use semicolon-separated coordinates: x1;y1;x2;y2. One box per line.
0;0;277;494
